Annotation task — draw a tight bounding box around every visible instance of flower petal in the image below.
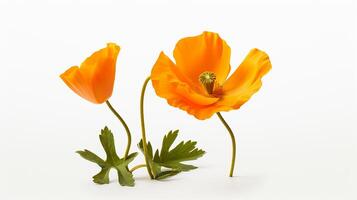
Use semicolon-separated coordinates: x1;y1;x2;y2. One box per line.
79;43;120;103
60;66;98;103
221;48;272;108
173;31;231;86
151;52;220;109
173;48;271;120
166;99;223;120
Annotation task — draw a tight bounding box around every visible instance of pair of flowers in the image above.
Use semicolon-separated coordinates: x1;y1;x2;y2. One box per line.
60;31;272;186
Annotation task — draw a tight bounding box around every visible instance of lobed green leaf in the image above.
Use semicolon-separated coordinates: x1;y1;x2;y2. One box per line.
77;126;136;187
138;130;205;180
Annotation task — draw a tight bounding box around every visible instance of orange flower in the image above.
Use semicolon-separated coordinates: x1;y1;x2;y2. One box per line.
151;32;271;120
60;43;120;104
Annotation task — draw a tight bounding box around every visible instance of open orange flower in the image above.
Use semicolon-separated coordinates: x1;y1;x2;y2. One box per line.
151;32;272;120
60;43;120;104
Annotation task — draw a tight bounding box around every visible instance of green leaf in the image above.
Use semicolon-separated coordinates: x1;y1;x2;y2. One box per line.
115;152;138;187
116;164;135;186
76;150;106;167
92;167;111;184
99;127;120;165
138;141;161;176
77;126;137;187
155;170;181;180
138;130;205;180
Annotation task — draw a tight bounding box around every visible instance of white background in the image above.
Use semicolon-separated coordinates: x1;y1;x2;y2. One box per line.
0;0;356;199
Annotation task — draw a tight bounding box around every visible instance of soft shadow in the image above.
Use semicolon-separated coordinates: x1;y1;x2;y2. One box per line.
201;174;267;196
134;175;180;182
234;175;266;194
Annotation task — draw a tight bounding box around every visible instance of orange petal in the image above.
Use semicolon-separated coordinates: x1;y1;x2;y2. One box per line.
176;48;271;120
173;31;231;86
151;52;219;110
221;48;272;108
60;66;98;103
60;43;120;104
80;43;120;103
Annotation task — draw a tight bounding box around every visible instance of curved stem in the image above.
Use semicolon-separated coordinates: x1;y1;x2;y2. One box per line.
140;76;155;179
130;164;147;173
216;112;236;177
106;100;131;160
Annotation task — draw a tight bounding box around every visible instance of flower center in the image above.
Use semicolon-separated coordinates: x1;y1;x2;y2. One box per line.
199;71;217;95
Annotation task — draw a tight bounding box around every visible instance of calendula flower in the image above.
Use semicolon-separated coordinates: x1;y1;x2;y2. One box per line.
150;31;271;177
151;31;271;120
60;43;120;104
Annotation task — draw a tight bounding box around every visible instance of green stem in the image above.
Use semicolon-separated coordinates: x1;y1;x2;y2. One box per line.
130;164;147;173
105;100;131;160
216;112;236;177
140;76;155;179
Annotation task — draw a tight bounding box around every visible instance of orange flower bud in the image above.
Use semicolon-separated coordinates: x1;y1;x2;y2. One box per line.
60;43;120;104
